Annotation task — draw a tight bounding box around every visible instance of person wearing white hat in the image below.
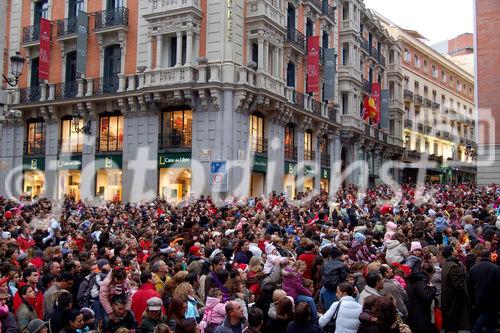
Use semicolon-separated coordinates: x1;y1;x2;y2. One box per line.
140;297;167;333
262;243;288;284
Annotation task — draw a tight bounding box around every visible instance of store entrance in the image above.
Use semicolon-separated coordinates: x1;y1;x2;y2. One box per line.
23;171;45;198
96;169;122;202
159;168;191;203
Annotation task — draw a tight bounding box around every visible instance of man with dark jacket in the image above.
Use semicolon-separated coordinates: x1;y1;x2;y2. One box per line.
214;301;246;333
406;263;437;333
441;245;470;332
320;247;348;309
379;264;408;318
467;250;500;333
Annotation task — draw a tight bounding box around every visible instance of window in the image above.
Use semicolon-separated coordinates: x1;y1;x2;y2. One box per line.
342;1;349;20
432;65;438;78
414;81;419;93
457;80;462;92
107;0;124;9
161;110;193;149
415;138;421;152
69;0;85;18
342;43;349;66
98;114;124;152
250;113;265;153
60;117;84;153
414;54;420;68
423;59;428;71
34;0;49;24
103;45;121;93
449;76;453;88
64;51;78;98
404;49;411;62
342;92;348;114
304;131;313;160
441;70;446;83
286;62;296;88
306;18;314;37
26;120;45;155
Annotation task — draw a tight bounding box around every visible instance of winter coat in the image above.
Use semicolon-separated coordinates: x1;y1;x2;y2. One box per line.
384;240;408;265
286;321;322;333
351;272;366;293
441;256;470;331
281;267;312;300
13;283;43;320
16;303;37;333
0;312;19;333
356;312;399;333
214;317;246;333
131;282;164;325
358;286;381;305
321;259;348;292
347;241;374;264
434;217;449;233
381;278;407;317
77;271;108;308
467;258;500;310
141;315;168;333
267;317;293;333
98;272;132;315
406;271;437;333
198;298;226;333
318;296;361;333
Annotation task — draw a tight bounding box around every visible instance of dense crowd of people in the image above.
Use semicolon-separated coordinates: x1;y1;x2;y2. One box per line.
0;183;499;333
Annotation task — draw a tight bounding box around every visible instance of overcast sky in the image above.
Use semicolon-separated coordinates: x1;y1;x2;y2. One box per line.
363;0;474;45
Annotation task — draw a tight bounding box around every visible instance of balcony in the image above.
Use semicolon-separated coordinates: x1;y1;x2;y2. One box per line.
255;71;285;97
94;7;129;31
321;1;336;24
144;65;198;88
424;125;432;134
432;102;440;110
414;94;423;105
377;54;386;67
369;47;379;61
304;0;322;12
362;78;371;94
56;17;78;39
20;86;41;104
93;77;119;95
285;28;306;53
58;139;83;154
389;99;403;109
311;99;321;116
404;89;413;101
55;81;78;99
425;98;432;108
361;38;370;54
404;119;413;129
96;136;123;152
435;130;441;138
417;123;424;132
442;132;451;140
246;0;285;29
406;150;421;160
250;137;268;156
321;153;330;167
442;106;449;114
22;25;41;46
291;90;306;108
158;132;192;150
328;106;338;123
24;141;46;156
341;19;358;34
284;145;298;161
304;149;315;161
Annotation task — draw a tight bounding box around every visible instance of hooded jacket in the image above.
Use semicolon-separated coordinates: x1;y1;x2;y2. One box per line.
384;240;408;265
406;271;436;332
434;216;449;233
198;298;226;333
281;267;312;300
321;258;348;292
98;272;132;315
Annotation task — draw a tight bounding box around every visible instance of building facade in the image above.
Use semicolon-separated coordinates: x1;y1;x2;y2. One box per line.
379;17;476;184
0;0;413;203
475;0;500;186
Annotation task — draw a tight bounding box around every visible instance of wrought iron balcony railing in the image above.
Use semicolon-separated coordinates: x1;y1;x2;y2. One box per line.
285;28;306;53
23;25;41;44
158;132;192;149
24;141;46;156
404;89;414;101
284;145;298;161
58;139;83;153
55;81;79;99
94;7;129;30
96;136;123;152
56;17;78;37
20;86;41;103
250;137;268;155
304;149;315;161
93;76;120;95
321;153;330;166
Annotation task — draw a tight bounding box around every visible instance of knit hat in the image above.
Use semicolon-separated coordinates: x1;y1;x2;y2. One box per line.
410;241;422;252
386;222;397;231
97;259;110;270
354;232;366;243
147;297;163;311
265;243;276;255
81;307;95;321
28;319;47;333
330;247;344;259
1;231;11;239
189;246;201;256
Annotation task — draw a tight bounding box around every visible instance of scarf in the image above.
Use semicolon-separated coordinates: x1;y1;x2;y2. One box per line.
210;272;230;302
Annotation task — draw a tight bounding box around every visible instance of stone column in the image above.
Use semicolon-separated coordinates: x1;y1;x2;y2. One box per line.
186;28;194;66
263;40;269;73
44;119;59;200
147;34;153;70
176;31;183;66
329;133;341;194
296;129;305;193
156;35;163;69
257;37;264;71
272;48;279;77
266;119;285;195
80;117;98;201
313;134;321;192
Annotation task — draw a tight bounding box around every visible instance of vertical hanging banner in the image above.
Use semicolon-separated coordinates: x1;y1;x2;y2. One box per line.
39;18;51;80
380;89;389;129
371;82;381;123
307;36;320;93
323;48;336;101
76;11;89;76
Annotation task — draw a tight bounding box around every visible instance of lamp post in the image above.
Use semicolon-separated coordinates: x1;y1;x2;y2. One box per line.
72;116;92;136
2;52;25;87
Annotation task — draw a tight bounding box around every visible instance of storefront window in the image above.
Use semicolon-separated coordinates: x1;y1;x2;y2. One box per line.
285;125;295;160
161;110;193;149
24;171;45;198
58;170;81;201
159;168;191;203
26;120;45;155
60;118;84;153
304;131;313;160
250;113;265;153
98;114;123;152
96;169;122;201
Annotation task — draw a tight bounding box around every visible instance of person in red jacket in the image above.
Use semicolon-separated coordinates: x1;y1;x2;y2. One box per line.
131;270;165;325
13;267;43;319
297;240;318;280
16;227;35;253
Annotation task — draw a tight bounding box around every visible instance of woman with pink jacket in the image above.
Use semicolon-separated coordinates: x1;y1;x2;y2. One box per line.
98;267;132;320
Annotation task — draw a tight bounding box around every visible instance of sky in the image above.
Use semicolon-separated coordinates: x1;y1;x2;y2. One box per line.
363;0;474;45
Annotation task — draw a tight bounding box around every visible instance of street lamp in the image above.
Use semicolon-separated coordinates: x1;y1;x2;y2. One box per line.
72;116;92;136
2;52;25;87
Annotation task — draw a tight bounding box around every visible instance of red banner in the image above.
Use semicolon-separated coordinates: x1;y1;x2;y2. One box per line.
39;18;51;81
306;36;320;93
371;82;381;123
